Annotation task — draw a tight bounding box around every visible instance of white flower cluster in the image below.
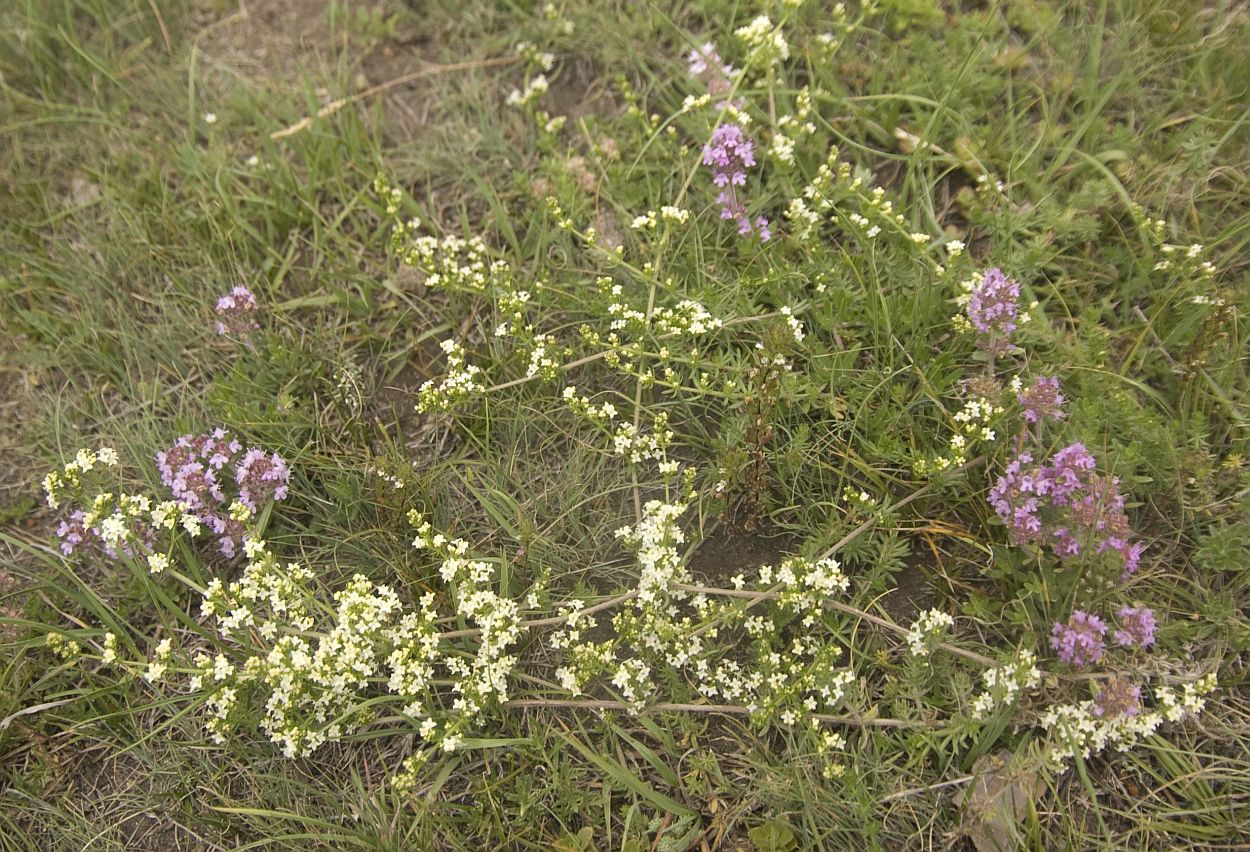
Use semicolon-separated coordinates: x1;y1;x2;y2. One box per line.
400;232;510;293
42;446;119;509
631;206;691;230
772;88;816;167
412;514;526;720
1191;294;1227;307
759;556;850;626
201;537;315;636
1154;242;1215;275
611;658;653;711
695;636;853;729
914;395;1004;475
1040;674;1216;770
506;73;549;107
494;287;532;337
513;40;555;73
651;299;723;337
906;608;954;657
562;385;619;424
815;4;851;54
189;652;239;743
189;515;516;758
735;15;789;71
779;306;805;342
611;414;674;465
145;637;173;683
971;651;1042;719
840;486;878;510
844;187;907;243
373;174;404;217
47;632;81;660
524;333;561;380
613;499;690;603
101;631;119;664
416;340;484;413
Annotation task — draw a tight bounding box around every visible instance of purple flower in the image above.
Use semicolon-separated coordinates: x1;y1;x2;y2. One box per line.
154;430;291;559
1038;442;1097;506
199;428;241;471
207;514;248;559
688;42;731;80
967;268;1020;353
1093;676;1141;718
235;449;291;510
687;42;737;105
1051;610;1106;667
168;461;223;512
988;451;1044;546
215;285;259;337
703;124;769;241
57;510;92;556
156;434;199;489
704;124;755;186
1018;376;1064;423
990;442;1142;579
1113;606;1156;648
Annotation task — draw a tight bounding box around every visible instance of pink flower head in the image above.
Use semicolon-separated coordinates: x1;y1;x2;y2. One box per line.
208;513;248;559
990;443;1141;579
235;448;291;510
200;428;242;471
1018;376;1065;423
57;510;93;556
1039;442;1096;505
688;42;731;80
169;461;223;511
703;124;769;241
687;41;736;104
1051;610;1106;667
157;434;199;487
988;451;1045;546
1113;606;1156;648
967;268;1020;353
703;124;755;187
215;285;259;337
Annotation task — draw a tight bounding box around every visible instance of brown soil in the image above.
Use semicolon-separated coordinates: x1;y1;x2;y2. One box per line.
687;527;797;586
194;0;444;142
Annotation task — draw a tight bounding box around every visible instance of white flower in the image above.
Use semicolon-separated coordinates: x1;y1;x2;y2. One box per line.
101;632;118;664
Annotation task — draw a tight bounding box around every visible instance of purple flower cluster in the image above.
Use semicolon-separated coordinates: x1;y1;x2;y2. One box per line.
967;268;1020;354
687;42;734;103
1050;606;1158;668
1018;376;1064;424
989;442;1143;578
157;429;289;557
215;285;260;337
56;509;153;562
56;510;92;556
703;124;770;241
1051;610;1106;667
1093;676;1141;718
236;448;291;510
1113;605;1157;648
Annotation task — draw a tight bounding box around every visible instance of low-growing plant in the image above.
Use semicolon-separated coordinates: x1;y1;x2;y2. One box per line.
29;2;1231;802
5;0;1249;846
